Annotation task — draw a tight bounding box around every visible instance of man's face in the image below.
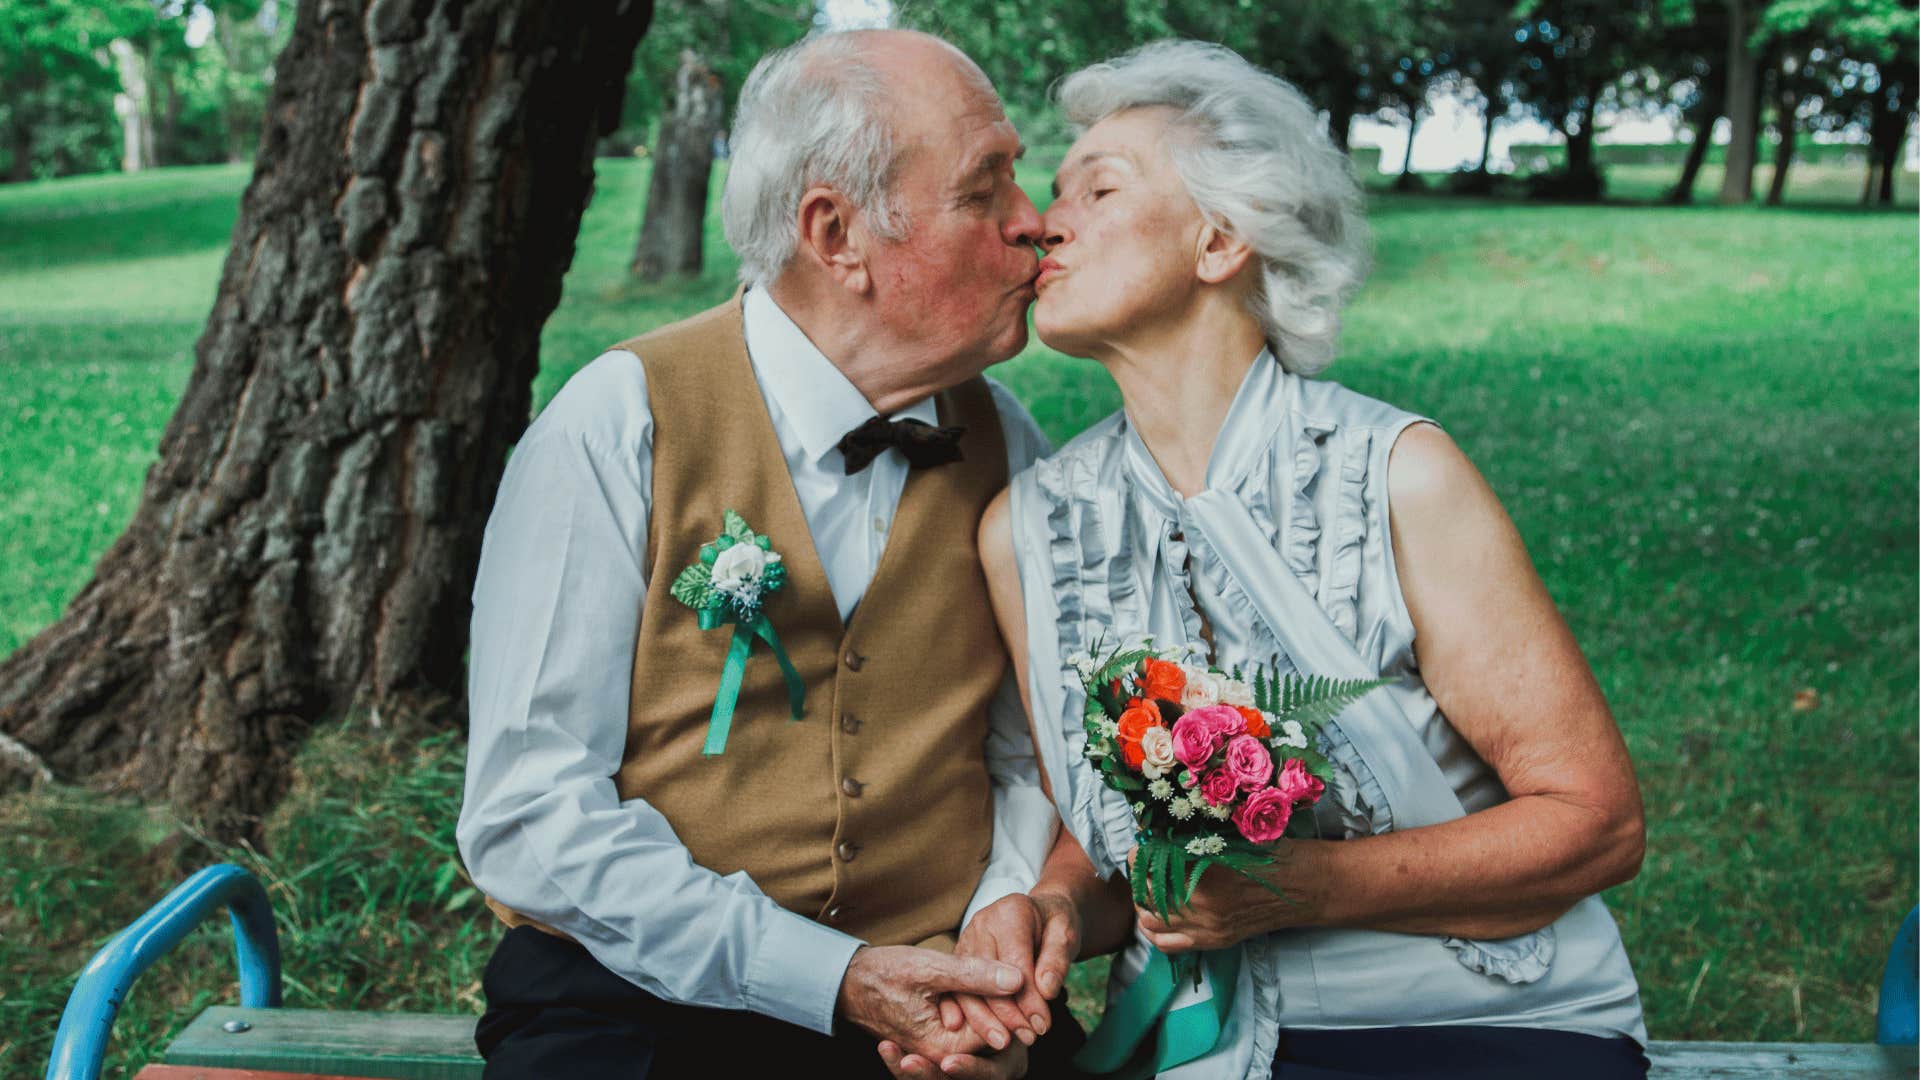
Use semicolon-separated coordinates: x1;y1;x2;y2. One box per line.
858;49;1042;383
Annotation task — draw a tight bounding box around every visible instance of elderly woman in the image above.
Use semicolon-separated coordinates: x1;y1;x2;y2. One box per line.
965;40;1650;1080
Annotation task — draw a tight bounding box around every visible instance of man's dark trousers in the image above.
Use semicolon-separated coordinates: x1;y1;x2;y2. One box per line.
477;925;1091;1078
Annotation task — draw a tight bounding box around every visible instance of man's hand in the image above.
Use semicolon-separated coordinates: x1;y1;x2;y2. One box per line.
877;1037;1028;1079
937;892;1079;1049
838;945;1025;1063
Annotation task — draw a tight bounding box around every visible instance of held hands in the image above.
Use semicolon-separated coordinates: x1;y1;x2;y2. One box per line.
838;945;1028;1079
945;892;1081;1044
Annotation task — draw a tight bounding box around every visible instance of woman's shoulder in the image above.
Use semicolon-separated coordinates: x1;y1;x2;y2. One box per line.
1290;371;1432;437
1009;408;1129;488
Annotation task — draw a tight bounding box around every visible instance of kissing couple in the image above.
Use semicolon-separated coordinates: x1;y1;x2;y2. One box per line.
459;27;1650;1080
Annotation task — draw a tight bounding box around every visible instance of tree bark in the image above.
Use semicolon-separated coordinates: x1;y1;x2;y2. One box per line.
1474;96;1497;174
0;0;653;841
1719;0;1759;204
632;50;722;280
1765;70;1798;206
1669;70;1724;204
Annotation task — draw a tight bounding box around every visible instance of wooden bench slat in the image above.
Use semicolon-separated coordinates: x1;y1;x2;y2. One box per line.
1646;1040;1918;1079
138;1067;379;1080
164;1007;482;1080
162;1007;1919;1079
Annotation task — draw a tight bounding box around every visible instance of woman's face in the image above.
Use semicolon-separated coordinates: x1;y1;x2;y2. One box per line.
1034;108;1208;358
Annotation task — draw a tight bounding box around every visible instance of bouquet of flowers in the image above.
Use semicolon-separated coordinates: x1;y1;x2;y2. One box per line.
1075;640;1388;919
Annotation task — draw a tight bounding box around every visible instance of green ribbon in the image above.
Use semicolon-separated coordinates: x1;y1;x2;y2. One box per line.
699;610;805;757
1072;945;1241;1078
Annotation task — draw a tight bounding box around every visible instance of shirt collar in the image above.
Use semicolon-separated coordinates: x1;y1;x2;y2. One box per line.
742;287;939;467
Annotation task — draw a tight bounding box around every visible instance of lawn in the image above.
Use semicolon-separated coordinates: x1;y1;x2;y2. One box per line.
0;155;1914;1076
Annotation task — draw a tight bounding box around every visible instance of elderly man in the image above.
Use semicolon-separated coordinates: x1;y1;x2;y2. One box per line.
457;29;1091;1079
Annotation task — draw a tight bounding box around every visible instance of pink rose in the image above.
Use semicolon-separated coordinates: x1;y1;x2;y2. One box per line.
1224;735;1275;791
1275;758;1326;804
1171;713;1225;771
1198;767;1240;807
1231;786;1294;844
1186;704;1247;742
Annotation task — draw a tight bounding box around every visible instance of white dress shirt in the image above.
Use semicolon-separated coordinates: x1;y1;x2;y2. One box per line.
458;287;1058;1035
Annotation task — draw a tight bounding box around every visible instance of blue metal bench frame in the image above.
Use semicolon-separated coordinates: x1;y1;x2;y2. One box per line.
46;863;282;1080
42;865;1920;1079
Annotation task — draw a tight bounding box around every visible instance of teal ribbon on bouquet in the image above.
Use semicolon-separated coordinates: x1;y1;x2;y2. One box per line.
698;607;805;756
669;510;807;757
1073;945;1241;1078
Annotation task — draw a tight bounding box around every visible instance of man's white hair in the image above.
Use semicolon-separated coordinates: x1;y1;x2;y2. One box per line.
1055;40;1371;375
721;32;912;287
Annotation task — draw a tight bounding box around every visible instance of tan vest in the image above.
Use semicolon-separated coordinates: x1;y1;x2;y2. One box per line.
488;297;1009;951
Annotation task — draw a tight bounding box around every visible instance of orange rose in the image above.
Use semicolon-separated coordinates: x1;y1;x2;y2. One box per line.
1117;700;1162;744
1120;739;1146;768
1236;705;1270;739
1141;658;1187;702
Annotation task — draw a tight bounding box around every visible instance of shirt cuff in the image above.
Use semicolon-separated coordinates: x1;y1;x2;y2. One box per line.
743;905;865;1034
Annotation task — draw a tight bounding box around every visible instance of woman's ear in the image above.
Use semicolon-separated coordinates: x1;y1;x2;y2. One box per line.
1194;221;1255;286
796;186;871;294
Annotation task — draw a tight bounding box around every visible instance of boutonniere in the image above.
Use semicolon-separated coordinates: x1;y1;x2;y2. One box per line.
671;510;806;756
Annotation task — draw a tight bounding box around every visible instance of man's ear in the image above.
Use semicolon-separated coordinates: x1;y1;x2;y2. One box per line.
1194;221;1255;286
796;186;871;294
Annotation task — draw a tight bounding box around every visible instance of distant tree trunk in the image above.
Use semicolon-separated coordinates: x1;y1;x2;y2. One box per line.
1765;67;1799;206
1394;108;1423;190
1869;90;1914;207
1565;110;1596;179
0;0;654;838
110;39;157;173
1719;0;1759;204
1669;74;1723;204
632;50;723;280
7;115;33;183
1474;97;1497;174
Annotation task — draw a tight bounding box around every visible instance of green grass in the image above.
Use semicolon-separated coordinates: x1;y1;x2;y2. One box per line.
0;155;1914;1076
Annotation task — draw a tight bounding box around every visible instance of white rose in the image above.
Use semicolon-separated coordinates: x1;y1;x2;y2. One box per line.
710;542;776;596
1277;719;1307;749
1181;670;1222;709
1140;726;1178;774
1220;678;1255;708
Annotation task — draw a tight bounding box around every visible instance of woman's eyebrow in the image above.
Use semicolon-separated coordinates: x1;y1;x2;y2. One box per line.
1051;151;1121;199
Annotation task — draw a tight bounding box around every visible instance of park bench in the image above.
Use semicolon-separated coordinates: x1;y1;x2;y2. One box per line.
45;865;1920;1080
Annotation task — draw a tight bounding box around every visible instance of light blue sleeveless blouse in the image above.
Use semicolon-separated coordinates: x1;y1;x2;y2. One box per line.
1006;352;1646;1077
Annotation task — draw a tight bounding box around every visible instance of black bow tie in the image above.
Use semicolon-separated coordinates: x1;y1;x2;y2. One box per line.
835;415;966;475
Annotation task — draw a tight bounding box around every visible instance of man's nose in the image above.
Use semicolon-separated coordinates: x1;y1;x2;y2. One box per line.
1004;185;1043;247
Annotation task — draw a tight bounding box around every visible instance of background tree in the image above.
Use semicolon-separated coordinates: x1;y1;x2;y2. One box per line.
0;0;654;839
1508;0;1664;199
623;0;811;281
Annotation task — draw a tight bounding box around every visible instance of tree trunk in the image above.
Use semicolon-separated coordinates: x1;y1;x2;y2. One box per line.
1474;97;1497;174
1669;71;1723;204
632;50;722;280
110;39;156;173
1765;73;1798;206
1719;0;1759;204
1566;112;1595;178
0;0;653;838
1394;107;1423;190
1872;107;1912;207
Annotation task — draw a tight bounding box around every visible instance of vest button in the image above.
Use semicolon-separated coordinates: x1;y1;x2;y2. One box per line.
836;840;859;862
840;714;861;735
841;777;864;798
843;651;865;672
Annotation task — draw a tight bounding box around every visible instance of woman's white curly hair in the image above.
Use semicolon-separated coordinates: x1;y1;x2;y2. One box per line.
1055;40;1371;375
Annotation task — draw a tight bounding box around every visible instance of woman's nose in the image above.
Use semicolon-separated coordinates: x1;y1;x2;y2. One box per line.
1038;212;1071;252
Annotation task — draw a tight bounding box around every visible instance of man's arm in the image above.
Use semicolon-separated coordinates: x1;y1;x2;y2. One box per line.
456;351;862;1034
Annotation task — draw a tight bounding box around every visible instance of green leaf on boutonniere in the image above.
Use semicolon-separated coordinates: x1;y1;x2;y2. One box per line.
723;509;754;543
671;562;719;611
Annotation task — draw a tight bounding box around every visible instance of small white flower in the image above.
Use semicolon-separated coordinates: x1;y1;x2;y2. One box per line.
1274;720;1307;749
1133;802;1149;817
1205;801;1233;821
1148;778;1174;800
1099;719;1121;738
711;542;777;598
1220;678;1255;708
1185;835;1227;857
1168;796;1195;820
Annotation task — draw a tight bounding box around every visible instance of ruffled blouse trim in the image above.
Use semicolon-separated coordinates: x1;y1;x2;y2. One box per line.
1444;925;1558;985
1033;450;1141;879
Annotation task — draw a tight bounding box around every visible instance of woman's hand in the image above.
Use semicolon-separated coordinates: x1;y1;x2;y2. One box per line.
1128;846;1326;953
941;891;1080;1048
